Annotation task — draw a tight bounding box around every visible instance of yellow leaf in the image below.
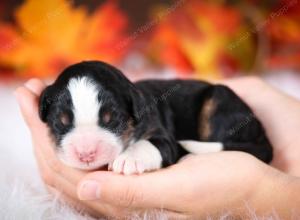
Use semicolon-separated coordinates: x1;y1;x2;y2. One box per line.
15;0;86;52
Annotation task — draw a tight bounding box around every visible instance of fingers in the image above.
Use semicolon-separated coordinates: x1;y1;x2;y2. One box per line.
15;79;54;153
14;87;40;128
35;141;128;218
24;78;46;95
14;79;46;131
77;168;186;211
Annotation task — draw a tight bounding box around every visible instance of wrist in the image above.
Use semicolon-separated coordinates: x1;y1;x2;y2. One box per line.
221;76;268;103
249;166;300;218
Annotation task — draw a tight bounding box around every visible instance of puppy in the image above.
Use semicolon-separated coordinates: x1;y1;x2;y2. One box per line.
39;61;273;174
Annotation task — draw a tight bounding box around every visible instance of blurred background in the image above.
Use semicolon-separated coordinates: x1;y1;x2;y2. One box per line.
0;0;300;81
0;1;300;218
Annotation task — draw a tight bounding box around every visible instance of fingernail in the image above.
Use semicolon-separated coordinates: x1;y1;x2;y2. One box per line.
78;180;101;200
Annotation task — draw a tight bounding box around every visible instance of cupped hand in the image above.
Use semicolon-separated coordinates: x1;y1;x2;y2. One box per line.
76;151;276;219
223;77;300;176
15;77;300;219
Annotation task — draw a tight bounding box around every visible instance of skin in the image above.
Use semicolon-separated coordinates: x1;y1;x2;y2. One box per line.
15;77;300;219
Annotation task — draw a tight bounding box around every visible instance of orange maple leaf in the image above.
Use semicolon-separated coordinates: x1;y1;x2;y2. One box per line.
0;0;129;78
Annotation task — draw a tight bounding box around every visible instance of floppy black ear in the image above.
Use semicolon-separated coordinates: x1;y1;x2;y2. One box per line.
39;86;55;122
126;85;146;124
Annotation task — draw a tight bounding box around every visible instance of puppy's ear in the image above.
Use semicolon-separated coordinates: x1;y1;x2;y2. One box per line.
39;86;55;122
127;85;145;124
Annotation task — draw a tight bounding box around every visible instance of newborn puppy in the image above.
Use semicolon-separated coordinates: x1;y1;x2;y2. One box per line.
39;61;272;174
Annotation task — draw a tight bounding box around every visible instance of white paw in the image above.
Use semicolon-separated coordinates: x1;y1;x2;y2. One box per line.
109;153;145;175
109;140;162;175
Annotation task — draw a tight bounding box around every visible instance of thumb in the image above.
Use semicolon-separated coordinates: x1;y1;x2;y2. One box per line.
77;169;185;210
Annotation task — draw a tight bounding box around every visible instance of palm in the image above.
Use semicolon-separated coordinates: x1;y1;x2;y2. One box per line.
158;152;266;215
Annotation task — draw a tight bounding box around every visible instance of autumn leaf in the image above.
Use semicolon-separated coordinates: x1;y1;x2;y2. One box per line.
0;0;129;78
146;1;248;79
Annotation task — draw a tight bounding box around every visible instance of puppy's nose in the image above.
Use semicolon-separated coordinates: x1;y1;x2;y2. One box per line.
76;150;97;163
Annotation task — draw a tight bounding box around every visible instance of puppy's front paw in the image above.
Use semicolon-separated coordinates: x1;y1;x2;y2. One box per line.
109;140;162;175
109;153;146;175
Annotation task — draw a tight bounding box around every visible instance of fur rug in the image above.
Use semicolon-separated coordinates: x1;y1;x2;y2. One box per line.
1;72;300;220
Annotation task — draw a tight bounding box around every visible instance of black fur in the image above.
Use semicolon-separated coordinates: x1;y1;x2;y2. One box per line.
39;61;273;166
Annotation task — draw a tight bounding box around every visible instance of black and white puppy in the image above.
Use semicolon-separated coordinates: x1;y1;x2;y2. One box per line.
39;61;273;174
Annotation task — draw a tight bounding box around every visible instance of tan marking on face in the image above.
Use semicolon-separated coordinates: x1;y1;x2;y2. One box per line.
102;111;112;124
60;112;70;126
198;98;216;140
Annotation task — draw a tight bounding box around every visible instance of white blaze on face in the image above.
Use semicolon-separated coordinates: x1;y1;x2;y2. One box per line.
69;76;100;125
59;77;124;170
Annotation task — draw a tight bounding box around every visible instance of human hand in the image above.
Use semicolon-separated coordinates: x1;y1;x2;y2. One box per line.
223;77;300;176
77;151;286;219
15;77;300;219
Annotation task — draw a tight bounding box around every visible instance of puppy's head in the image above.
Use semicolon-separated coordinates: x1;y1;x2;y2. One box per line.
39;61;142;170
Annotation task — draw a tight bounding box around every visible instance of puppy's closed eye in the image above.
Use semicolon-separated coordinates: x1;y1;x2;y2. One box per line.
59;112;71;126
100;111;112;125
